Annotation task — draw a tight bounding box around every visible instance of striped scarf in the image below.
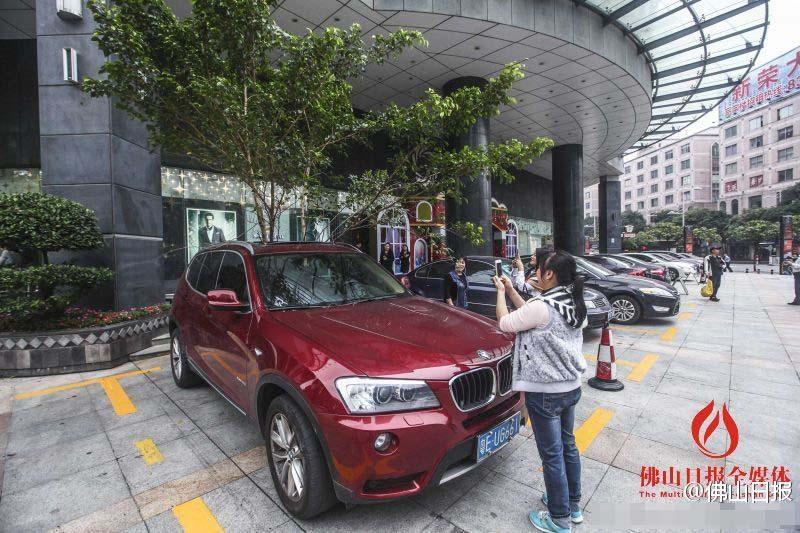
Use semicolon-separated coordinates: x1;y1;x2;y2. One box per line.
536;285;587;329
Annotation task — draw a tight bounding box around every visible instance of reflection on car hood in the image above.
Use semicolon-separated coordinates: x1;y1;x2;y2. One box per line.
272;295;513;380
608;274;678;292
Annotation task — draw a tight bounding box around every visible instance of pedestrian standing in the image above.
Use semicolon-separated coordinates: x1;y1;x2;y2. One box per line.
704;246;724;302
723;252;733;273
379;242;395;273
789;257;800;306
444;256;469;309
493;251;588;533
399;244;411;273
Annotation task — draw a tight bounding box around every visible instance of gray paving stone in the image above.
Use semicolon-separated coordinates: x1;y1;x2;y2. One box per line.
117;432;227;494
6;410;104;455
414;462;492;514
104;413;190;459
3;432;115;495
0;460;129;531
203;416;264;457
9;391;95;431
203;476;289;531
610;434;725;477
297;498;436;532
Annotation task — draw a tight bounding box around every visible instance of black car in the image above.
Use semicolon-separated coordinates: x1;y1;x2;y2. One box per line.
406;256;612;328
584;254;650;277
575;257;680;325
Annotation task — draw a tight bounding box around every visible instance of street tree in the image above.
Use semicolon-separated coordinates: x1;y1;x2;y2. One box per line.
621;210;647;233
85;0;551;243
683;208;731;234
728;219;779;269
649;210;678;224
692;226;721;249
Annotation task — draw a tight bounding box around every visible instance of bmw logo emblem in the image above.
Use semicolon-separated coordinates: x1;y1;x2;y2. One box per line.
476;350;491;359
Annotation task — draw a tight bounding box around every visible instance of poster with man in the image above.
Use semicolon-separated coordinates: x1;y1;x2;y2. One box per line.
186;208;237;261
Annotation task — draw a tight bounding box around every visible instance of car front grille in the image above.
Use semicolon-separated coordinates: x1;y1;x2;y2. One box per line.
450;368;495;412
497;356;513;395
592;296;608;308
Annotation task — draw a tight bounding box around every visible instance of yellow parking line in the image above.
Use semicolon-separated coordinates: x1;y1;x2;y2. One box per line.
660;327;678;341
610;325;657;335
677;312;693;321
135;438;164;465
14;367;160;400
173;497;223;533
583;353;636;367
686;303;697;309
575;408;614;453
100;378;136;416
626;354;659;382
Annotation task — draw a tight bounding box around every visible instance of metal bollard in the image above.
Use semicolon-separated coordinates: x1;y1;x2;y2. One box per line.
745;268;749;273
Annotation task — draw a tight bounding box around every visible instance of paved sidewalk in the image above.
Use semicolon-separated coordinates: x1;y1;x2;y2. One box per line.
0;272;798;531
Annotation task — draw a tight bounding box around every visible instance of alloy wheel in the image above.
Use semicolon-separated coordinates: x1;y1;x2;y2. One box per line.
611;298;636;323
171;336;182;380
270;413;305;502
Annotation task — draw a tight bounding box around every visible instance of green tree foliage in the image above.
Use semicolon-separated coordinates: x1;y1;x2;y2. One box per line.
649;210;678;224
629;221;682;249
728;219;779;268
683;208;732;234
85;0;551;242
621;210;647;233
692;226;721;245
0;194;113;330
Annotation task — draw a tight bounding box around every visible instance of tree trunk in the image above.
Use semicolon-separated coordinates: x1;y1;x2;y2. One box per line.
268;180;276;242
249;184;269;244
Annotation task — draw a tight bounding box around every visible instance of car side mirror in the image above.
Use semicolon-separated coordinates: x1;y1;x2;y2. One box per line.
208;289;249;311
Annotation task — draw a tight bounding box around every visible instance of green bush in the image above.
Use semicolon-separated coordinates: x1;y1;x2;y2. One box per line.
0;193;113;331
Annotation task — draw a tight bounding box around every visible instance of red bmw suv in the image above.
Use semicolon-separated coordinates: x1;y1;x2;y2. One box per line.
169;242;523;518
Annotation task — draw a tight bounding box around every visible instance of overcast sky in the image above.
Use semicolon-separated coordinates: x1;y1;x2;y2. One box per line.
637;0;796;149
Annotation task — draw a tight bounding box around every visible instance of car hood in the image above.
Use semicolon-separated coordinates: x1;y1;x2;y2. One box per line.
271;295;513;380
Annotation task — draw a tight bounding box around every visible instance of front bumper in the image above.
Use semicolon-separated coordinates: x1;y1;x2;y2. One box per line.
642;294;680;317
587;308;612;329
318;389;524;504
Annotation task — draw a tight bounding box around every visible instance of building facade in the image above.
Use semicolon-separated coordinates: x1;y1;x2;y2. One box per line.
0;0;768;309
618;129;719;223
718;92;799;215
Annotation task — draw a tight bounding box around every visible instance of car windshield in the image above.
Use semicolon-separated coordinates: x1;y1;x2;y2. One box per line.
575;257;613;278
256;252;406;309
592;256;629;269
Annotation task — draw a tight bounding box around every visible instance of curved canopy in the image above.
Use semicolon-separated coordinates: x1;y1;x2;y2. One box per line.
580;0;769;154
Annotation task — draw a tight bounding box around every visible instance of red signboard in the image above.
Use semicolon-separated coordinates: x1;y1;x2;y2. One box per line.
725;181;738;193
780;215;793;257
684;225;694;254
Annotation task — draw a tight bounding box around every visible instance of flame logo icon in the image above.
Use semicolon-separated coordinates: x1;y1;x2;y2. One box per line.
691;400;739;458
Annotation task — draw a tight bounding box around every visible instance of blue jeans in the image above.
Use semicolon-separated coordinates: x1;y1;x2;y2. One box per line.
525;388;582;519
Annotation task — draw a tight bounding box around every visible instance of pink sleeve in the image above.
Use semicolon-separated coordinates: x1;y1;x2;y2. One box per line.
498;300;551;333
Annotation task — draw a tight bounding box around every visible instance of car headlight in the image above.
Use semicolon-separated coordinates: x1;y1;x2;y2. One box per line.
335;377;440;414
639;287;674;297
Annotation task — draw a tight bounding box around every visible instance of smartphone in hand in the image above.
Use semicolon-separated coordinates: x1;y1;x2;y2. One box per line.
494;259;503;278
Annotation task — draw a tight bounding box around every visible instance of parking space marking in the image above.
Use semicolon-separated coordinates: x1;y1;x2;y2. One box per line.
172;497;223;533
575;408;613;453
677;312;693;321
660;327;678;341
100;377;136;416
625;354;659;382
13;367;160;400
609;325;658;335
135;438;165;465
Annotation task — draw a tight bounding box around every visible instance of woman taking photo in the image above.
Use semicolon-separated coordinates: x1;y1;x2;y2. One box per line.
399;244;411;273
379;243;395;273
492;251;587;533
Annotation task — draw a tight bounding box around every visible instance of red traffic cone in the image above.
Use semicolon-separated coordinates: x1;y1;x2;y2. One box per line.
588;325;624;391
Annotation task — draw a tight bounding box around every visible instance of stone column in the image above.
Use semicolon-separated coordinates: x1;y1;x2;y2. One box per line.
598;175;622;253
36;0;163;309
551;144;583;255
443;77;492;257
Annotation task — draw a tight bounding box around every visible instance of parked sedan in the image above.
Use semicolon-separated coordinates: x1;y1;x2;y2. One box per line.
608;254;667;282
621;252;694;282
406;256;612;328
575;257;680;325
583;254;648;277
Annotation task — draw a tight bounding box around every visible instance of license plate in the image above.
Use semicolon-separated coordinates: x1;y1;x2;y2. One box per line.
476;412;521;462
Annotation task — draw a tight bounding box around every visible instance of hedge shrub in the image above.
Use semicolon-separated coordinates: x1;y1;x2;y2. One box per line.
0;193;113;331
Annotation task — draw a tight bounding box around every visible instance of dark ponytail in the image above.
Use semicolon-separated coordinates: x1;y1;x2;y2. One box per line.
541;250;587;323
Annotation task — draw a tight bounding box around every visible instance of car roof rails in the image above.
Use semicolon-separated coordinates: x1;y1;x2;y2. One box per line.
206;241;255;254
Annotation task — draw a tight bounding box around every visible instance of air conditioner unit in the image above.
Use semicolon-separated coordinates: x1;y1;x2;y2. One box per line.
63;48;78;83
57;0;83;20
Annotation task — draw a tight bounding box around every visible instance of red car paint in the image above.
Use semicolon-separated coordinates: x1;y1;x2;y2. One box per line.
170;242;522;504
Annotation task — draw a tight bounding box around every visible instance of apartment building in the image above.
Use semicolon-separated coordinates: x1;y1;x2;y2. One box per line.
717;92;799;215
617;128;719;223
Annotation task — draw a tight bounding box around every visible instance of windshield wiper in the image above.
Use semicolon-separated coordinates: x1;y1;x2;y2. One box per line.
351;294;403;304
272;302;340;310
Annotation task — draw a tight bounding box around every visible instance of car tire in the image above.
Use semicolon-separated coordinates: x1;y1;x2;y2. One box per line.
170;330;203;388
667;268;679;282
265;395;337;519
609;295;642;325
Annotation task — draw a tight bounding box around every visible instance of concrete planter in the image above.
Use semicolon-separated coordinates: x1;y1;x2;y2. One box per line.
0;316;168;377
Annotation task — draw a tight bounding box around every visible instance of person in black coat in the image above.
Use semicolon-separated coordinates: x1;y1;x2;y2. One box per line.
198;212;226;248
704;246;724;302
399;244;411;273
379;243;395;273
